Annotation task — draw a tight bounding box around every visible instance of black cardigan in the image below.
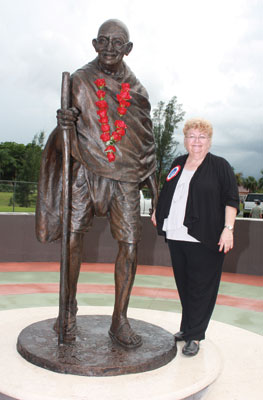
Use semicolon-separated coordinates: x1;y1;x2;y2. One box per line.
156;152;240;252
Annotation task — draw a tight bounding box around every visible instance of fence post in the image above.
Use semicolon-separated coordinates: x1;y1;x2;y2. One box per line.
13;182;16;212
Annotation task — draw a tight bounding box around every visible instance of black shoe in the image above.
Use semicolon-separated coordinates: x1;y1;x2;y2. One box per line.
174;331;184;341
182;340;200;356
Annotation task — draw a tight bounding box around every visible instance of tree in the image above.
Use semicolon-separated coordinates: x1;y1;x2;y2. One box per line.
0;142;26;180
152;96;185;188
257;170;263;191
243;176;258;193
234;171;244;187
17;132;45;182
15;132;45;207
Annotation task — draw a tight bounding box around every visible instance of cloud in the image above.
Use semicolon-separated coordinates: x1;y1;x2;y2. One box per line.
0;0;262;179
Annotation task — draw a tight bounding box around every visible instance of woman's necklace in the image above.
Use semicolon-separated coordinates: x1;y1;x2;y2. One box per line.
94;78;131;162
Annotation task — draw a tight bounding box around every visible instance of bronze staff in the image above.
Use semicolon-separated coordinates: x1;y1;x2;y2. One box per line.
58;71;71;345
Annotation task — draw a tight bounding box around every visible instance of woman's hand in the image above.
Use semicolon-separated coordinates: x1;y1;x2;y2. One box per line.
151;209;157;227
218;227;234;253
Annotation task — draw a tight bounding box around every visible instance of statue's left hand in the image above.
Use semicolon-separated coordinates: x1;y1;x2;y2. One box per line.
143;173;158;216
151;210;157;226
151;194;158;213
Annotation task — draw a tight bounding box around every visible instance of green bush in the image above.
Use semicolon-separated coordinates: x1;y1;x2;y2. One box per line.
0;183;13;192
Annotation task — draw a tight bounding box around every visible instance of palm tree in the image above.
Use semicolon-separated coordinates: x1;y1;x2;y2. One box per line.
257;170;263;191
235;172;244;187
243;176;258;193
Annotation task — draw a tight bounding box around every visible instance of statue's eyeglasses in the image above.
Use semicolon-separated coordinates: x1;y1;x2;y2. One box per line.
96;36;129;51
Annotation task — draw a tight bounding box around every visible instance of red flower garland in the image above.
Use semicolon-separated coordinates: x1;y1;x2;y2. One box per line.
94;78;131;162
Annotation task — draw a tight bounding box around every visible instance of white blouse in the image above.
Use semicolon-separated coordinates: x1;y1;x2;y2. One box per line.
162;168;199;242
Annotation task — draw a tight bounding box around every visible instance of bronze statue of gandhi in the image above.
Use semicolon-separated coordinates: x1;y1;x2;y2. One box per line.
36;19;157;348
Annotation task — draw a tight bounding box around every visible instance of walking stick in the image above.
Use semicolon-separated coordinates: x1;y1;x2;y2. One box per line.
58;71;71;345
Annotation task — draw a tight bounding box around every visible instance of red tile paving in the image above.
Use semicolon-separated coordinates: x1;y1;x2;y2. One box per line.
219;272;263;286
1;283;262;312
0;262;263;285
0;262;173;275
1;262;262;312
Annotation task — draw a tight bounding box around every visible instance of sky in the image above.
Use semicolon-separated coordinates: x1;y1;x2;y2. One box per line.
0;0;262;178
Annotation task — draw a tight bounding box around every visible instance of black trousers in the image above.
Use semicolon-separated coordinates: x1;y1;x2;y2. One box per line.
168;240;225;341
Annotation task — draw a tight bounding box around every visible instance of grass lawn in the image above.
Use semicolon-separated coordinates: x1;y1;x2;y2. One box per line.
0;192;36;213
0;191;244;216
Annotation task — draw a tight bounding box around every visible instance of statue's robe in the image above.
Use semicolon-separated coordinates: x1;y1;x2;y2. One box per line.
36;58;156;243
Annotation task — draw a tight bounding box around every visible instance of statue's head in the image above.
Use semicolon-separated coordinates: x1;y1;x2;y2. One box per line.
92;19;133;69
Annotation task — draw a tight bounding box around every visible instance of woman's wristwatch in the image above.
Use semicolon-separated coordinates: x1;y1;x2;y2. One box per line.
224;225;234;231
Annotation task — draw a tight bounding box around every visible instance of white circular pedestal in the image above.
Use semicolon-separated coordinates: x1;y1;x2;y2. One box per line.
0;307;222;400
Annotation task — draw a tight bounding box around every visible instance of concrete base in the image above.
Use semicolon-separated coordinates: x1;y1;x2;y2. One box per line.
0;307;221;400
0;306;262;399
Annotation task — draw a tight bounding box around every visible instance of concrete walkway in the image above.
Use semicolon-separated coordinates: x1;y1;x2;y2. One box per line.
0;262;262;399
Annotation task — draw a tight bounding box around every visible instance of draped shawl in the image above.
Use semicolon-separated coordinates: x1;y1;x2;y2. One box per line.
36;58;156;243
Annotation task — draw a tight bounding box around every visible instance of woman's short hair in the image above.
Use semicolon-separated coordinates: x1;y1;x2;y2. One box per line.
183;118;213;137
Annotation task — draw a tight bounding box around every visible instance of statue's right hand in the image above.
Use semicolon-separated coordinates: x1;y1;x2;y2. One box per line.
55;108;79;152
56;107;79;129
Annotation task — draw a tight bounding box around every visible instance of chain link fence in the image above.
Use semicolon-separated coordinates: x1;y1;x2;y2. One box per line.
0;180;38;212
0;181;153;214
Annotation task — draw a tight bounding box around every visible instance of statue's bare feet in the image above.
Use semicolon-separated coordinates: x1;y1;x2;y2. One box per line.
109;320;142;349
53;302;78;342
53;315;77;343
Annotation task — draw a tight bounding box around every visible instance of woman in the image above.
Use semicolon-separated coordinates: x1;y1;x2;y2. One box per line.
152;118;239;356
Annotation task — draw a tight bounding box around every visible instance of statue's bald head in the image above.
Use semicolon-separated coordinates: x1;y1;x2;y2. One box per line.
93;19;133;71
97;19;130;41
